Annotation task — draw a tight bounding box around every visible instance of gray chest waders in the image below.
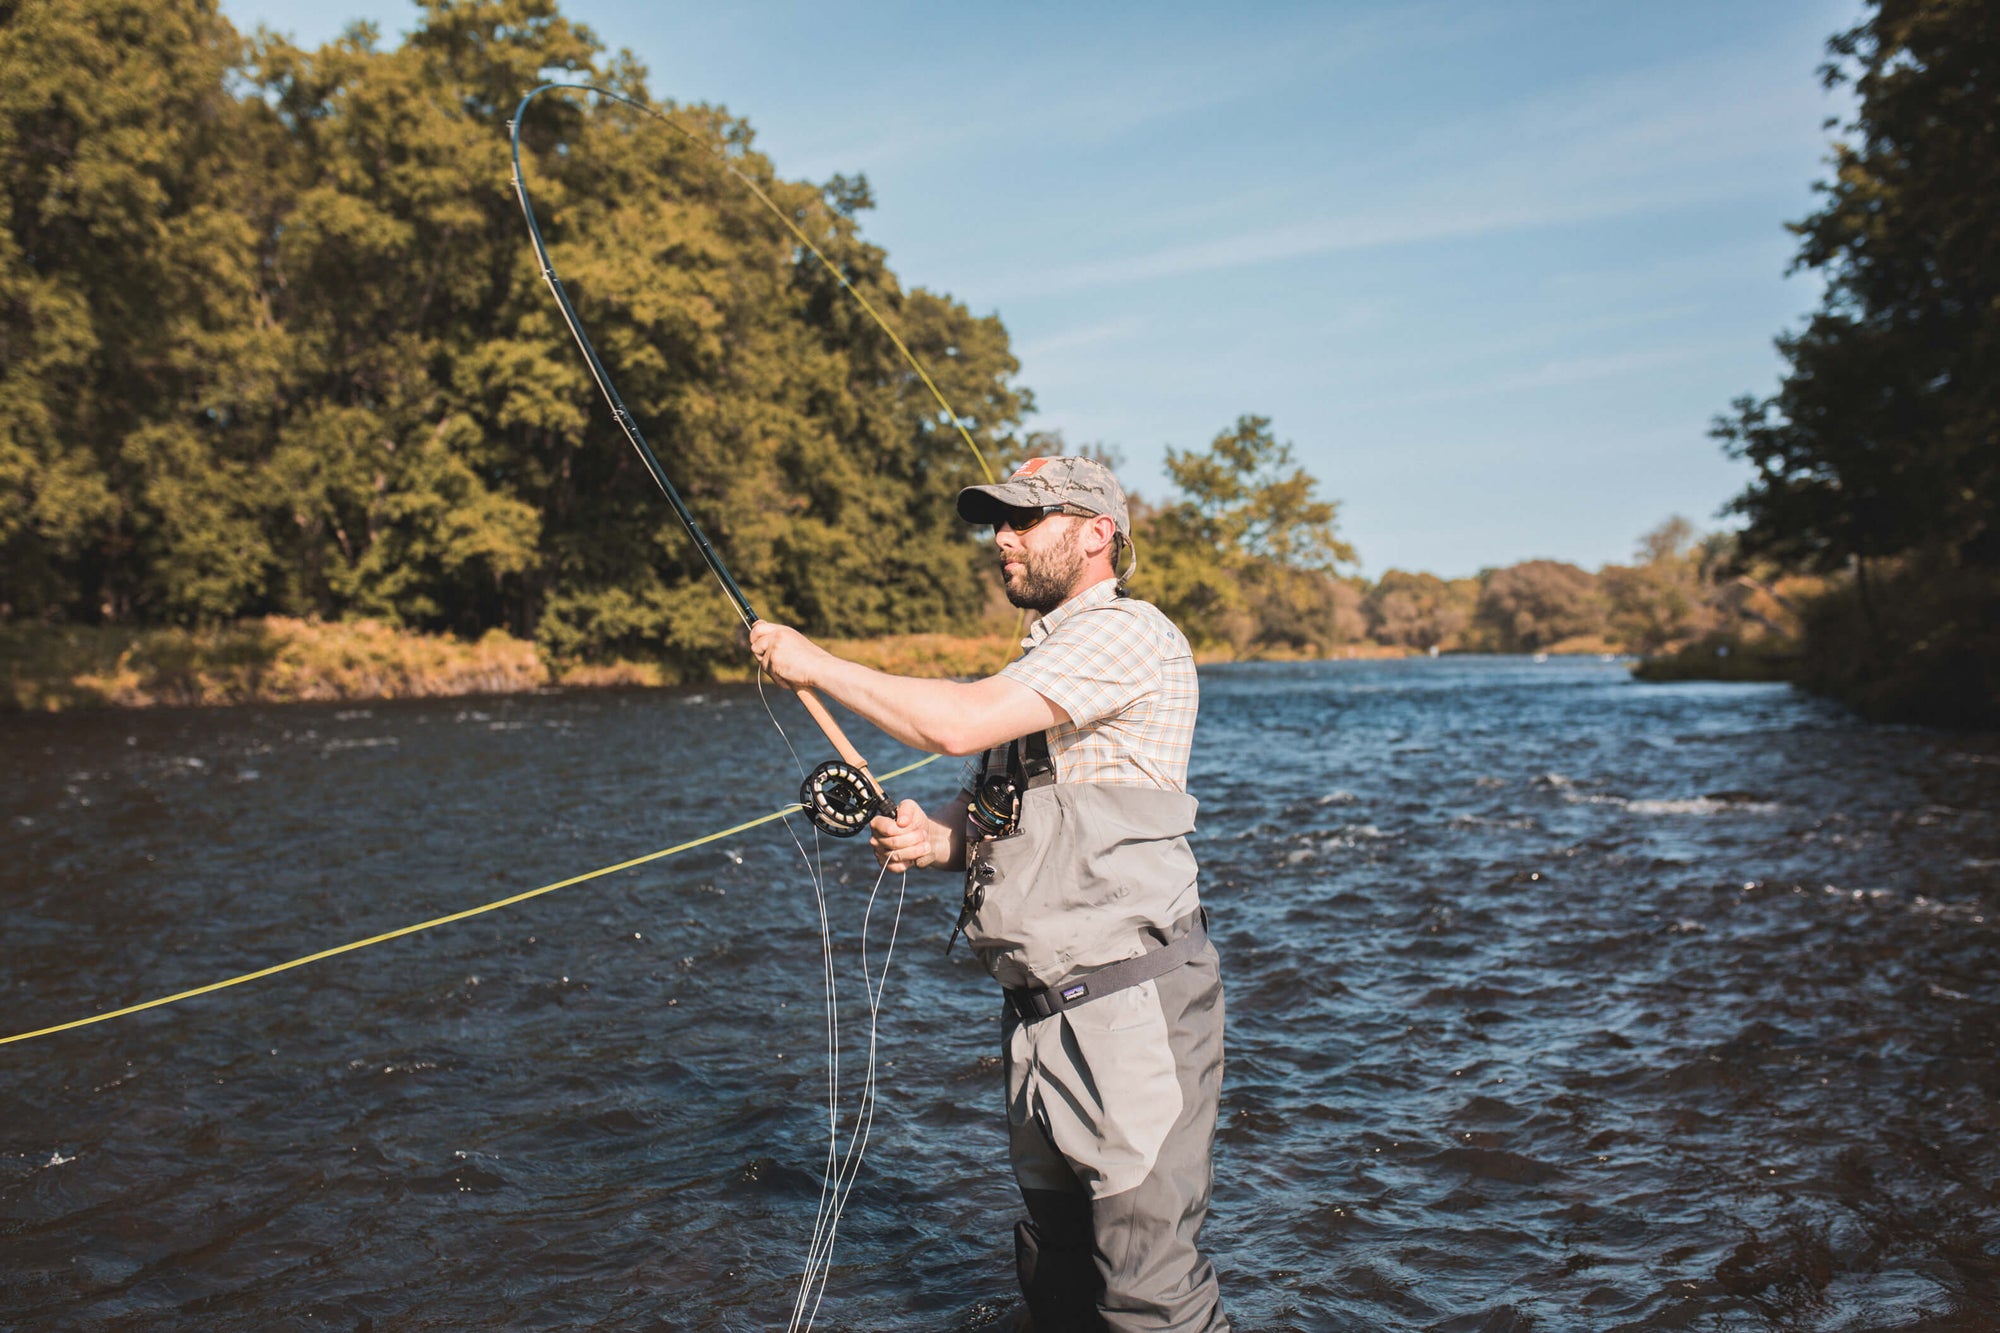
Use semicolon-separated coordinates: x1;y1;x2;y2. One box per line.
956;731;1207;1004
965;737;1231;1327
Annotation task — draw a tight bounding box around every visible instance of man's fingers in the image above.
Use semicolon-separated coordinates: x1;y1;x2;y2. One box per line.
871;838;920;871
746;622;795;682
871;802;925;851
868;822;926;872
867;801;932;871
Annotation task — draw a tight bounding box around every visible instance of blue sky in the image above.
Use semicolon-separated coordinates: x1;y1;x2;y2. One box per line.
223;0;1860;577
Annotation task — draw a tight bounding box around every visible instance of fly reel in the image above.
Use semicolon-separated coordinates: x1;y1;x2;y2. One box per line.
965;772;1022;841
800;760;892;838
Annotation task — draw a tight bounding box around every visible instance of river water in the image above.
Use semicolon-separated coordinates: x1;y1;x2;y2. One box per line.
3;658;1997;1331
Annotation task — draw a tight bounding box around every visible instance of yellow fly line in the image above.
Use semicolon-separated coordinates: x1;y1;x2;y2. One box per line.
0;753;946;1048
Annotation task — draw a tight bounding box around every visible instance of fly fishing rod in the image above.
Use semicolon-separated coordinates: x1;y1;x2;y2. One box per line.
508;82;948;837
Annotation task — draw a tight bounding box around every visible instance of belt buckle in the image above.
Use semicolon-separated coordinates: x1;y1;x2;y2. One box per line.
1005;987;1044;1024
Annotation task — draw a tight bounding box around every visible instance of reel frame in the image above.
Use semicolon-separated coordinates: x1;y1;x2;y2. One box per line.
800;760;893;838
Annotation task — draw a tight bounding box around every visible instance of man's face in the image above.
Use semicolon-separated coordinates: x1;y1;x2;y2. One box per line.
996;513;1087;614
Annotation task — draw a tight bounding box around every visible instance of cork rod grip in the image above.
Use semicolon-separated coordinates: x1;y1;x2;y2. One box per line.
795;688;889;798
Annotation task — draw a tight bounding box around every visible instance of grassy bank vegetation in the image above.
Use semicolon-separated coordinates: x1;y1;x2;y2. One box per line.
2;619;546;712
1629;641;1798;684
0;621;1417;714
1626;567;1825;685
0;618;1056;713
819;632;1022;680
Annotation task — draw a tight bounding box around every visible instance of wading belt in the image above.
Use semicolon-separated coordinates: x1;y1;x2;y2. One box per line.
1004;908;1209;1024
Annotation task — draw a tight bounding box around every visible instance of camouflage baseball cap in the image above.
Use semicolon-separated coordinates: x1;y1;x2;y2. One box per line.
956;456;1130;537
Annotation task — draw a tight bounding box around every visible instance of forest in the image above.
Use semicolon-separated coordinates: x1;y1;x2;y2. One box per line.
4;0;1027;671
1710;0;1997;726
2;0;1990;724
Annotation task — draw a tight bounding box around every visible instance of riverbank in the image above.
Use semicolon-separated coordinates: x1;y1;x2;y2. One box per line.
1622;568;1999;728
1629;637;1797;684
0;620;1431;713
0;619;549;712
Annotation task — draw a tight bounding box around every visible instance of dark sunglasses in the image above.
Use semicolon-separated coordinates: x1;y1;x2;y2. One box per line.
993;502;1092;533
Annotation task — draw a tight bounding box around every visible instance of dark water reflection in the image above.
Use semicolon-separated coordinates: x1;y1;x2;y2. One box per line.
3;659;1997;1330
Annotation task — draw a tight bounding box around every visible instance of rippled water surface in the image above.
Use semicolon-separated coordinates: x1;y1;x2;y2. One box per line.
4;658;1998;1331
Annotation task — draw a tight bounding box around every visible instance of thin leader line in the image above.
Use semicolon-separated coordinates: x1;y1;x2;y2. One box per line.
793;856;905;1333
756;669;849;1293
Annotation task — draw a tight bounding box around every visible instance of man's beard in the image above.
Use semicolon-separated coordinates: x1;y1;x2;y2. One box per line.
1003;527;1087;613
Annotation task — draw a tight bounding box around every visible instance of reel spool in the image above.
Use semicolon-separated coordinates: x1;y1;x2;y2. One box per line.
800;760;892;838
965;772;1022;841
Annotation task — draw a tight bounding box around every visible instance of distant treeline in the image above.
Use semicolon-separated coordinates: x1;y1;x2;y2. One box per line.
1123;416;1804;662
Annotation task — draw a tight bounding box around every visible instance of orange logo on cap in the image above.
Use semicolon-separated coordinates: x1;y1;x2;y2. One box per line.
1011;458;1051;479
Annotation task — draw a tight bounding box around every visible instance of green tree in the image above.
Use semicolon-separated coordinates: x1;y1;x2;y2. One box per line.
0;0;274;624
1599;516;1718;655
1155;414;1355;572
1715;0;1996;580
1709;0;1998;721
1133;415;1360;654
1474;560;1606;653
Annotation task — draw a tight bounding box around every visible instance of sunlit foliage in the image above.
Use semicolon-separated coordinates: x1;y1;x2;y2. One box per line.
1;0;1026;673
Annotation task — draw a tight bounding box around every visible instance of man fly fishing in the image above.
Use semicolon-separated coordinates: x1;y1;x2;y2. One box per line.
750;456;1228;1333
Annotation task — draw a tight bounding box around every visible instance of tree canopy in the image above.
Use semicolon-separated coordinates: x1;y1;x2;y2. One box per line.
1710;0;1997;723
1714;0;1996;576
1133;415;1362;656
1;0;1026;670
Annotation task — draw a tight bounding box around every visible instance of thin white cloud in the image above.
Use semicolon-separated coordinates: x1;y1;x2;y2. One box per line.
1340;342;1723;416
1014;316;1149;362
780;2;1488;180
978;28;1838;301
993;184;1740;297
1481;344;1713;393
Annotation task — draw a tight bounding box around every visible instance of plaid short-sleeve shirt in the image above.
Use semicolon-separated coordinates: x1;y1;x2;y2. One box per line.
962;578;1198;792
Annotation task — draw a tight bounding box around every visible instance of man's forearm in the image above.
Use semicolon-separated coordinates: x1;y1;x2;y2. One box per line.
811;657;973;752
811;656;1057;757
748;620;1063;755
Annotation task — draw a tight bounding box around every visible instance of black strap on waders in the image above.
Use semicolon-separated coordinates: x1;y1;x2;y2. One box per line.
1003;908;1210;1023
1015;728;1055;788
950;731;1056;955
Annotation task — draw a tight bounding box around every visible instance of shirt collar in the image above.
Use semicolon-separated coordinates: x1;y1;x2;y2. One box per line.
1022;577;1121;648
